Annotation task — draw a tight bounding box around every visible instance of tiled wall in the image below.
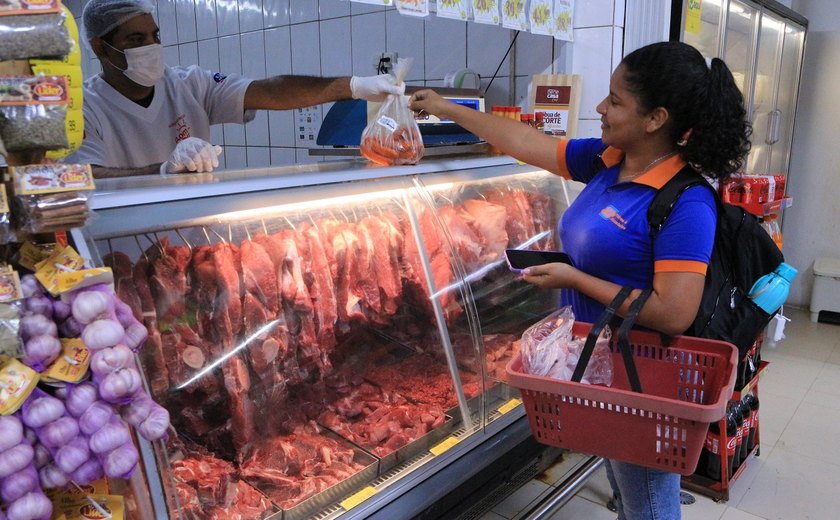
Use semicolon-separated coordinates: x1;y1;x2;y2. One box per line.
66;0;625;169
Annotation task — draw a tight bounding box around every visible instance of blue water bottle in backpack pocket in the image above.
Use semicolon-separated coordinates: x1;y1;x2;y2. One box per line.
748;262;798;314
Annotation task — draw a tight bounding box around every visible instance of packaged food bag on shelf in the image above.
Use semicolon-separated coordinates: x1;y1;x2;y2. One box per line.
0;0;73;61
360;58;424;166
520;305;614;386
0;75;70;153
9;163;95;234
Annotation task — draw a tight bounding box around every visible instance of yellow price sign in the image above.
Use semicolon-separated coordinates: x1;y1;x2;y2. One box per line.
497;398;522;415
340;486;377;510
430;436;460;456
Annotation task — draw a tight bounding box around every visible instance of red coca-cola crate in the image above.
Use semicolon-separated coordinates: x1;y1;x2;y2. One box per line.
506;323;738;475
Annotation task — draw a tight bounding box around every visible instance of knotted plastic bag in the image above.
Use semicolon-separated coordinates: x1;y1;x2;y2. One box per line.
521;306;614;386
360;58;424;166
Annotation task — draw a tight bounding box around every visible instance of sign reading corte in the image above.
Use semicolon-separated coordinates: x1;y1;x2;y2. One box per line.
535;85;572;136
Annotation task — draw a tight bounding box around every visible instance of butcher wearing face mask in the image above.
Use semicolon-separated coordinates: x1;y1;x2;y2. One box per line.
67;0;403;178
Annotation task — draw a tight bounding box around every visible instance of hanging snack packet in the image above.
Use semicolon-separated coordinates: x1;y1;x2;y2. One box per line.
360;58;425;166
10;163;95;234
0;75;70;153
0;4;73;61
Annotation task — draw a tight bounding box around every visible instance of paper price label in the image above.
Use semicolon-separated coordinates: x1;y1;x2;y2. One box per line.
430;436;460;456
340;486;377;510
497;398;522;415
376;115;398;133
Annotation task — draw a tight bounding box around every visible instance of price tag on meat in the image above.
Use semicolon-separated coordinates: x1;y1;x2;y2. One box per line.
430;436;460;456
497;398;522;415
340;486;377;510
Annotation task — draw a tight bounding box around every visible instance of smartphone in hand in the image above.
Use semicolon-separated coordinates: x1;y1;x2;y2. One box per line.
504;249;572;273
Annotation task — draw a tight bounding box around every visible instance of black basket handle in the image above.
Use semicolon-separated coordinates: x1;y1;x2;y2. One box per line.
571;285;633;384
571;286;652;393
617;288;653;393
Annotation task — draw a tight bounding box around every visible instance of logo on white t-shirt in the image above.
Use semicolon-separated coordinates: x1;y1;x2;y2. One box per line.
213;72;227;83
170;114;191;142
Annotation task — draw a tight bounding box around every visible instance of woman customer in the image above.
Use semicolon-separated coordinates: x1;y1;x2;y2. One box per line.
409;41;751;520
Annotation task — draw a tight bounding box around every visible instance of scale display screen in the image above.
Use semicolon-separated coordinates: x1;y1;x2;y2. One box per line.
416;96;484;125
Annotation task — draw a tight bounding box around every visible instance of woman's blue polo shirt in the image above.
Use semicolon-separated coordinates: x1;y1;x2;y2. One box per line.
554;138;717;323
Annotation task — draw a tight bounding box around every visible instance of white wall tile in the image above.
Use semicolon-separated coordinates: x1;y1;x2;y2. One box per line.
239;0;265;33
270;147;296;165
195;0;219;40
264;27;293;76
320;18;352;77
351;12;387;76
612;26;624;66
576;118;603;139
158;0;178;45
263;0;290;28
197;38;220;71
575;0;616;29
320;0;351;20
269;110;296;146
241;31;267;78
219;34;243;72
164;45;180;66
482;75;511;108
514;31;554;78
215;0;239;36
224;123;247;145
613;0;626;29
247;112;271;146
175;0;197;43
571;27;615;119
514;75;532;110
424;15;467;80
178;42;199;65
223;145;248;168
210;124;224;145
245;110;270;147
385;10;426;82
467;22;512;79
247;146;271;167
552;39;573;73
290;22;321;75
350;1;385;15
290;0;319;24
295;148;320;164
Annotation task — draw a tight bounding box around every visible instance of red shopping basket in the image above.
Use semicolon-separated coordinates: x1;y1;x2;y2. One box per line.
506;321;738;475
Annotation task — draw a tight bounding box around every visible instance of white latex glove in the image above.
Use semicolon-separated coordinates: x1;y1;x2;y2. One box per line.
350;74;405;103
160;137;222;174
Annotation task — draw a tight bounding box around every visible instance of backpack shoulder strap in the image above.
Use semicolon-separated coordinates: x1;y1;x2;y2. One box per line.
647;166;717;238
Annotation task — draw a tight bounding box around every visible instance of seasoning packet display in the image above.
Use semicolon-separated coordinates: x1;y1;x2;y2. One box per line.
9;163;95;234
0;0;72;61
0;75;70;153
360;57;425;166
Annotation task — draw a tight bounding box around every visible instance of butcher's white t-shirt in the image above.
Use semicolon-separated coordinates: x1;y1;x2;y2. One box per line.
66;65;255;168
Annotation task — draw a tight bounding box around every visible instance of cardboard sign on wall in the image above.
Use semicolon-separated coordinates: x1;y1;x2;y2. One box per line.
530;74;582;137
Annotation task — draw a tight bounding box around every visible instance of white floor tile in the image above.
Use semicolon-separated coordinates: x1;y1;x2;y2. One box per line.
491;480;553;519
543;496;615;520
735;448;840;520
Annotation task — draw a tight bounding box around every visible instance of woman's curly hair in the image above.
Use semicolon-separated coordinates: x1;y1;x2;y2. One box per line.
621;41;752;182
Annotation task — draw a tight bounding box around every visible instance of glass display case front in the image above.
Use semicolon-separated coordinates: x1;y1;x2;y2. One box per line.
75;157;574;519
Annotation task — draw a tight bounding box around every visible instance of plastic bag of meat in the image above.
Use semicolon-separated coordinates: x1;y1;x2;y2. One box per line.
360;58;424;166
521;306;613;386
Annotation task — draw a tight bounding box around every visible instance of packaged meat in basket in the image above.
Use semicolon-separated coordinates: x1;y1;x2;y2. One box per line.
520;305;614;386
360;58;425;166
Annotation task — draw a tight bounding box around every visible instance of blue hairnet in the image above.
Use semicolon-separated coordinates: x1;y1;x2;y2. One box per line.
82;0;155;40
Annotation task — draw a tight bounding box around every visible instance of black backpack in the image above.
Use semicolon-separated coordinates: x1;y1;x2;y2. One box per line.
647;166;785;357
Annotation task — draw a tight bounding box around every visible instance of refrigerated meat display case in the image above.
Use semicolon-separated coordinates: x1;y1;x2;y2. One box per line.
70;155;583;519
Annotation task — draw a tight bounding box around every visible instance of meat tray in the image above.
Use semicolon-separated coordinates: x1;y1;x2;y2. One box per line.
271;434;379;520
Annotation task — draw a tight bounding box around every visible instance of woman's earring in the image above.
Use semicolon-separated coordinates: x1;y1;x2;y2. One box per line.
678;128;693;147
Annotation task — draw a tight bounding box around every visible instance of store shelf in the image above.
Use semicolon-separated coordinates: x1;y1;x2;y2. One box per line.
680;360;769;502
730;196;792;217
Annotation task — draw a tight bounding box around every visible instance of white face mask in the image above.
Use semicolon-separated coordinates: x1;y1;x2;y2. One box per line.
103;41;165;87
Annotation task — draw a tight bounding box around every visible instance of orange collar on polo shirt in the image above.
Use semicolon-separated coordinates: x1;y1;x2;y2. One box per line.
600;145;687;189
